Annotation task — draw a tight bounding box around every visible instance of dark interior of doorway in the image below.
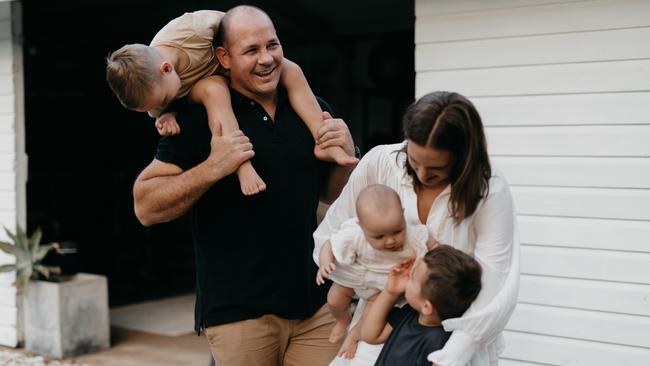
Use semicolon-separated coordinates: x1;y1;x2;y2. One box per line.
22;0;414;307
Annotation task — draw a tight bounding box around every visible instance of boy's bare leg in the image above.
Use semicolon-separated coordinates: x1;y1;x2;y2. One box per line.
191;76;266;195
327;284;355;344
281;59;358;166
337;295;376;359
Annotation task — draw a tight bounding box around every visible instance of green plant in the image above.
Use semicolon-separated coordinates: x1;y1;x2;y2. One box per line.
0;225;60;294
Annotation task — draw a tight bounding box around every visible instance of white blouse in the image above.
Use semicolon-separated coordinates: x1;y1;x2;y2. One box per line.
314;143;520;366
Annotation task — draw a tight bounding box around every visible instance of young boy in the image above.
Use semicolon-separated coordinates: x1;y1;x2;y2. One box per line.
105;10;357;196
316;184;436;359
360;245;482;366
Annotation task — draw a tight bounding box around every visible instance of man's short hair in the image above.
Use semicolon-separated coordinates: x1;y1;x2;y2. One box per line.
215;5;272;48
105;44;161;110
421;245;482;320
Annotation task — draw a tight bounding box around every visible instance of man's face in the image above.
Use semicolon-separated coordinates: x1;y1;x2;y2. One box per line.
219;13;283;100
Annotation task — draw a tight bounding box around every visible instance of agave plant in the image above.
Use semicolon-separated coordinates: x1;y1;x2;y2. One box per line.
0;225;61;294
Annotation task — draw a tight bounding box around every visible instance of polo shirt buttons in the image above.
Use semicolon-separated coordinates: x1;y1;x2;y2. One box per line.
250;101;255;106
263;116;268;121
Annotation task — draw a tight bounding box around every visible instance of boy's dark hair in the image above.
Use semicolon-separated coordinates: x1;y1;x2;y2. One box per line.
421;245;482;320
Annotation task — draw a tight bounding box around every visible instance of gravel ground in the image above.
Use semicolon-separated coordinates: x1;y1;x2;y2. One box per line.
0;351;88;366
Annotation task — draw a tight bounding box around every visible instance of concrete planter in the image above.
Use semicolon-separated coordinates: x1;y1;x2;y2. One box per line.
23;273;110;358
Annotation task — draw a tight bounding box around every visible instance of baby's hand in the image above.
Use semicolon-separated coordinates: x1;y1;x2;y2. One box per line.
155;112;181;136
316;261;337;285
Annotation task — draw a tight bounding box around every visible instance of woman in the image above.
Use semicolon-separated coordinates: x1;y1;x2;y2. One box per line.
315;91;520;366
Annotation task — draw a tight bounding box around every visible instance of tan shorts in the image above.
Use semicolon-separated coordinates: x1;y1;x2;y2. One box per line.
204;304;340;366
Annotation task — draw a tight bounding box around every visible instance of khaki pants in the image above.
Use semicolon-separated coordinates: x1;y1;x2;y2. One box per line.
205;304;341;366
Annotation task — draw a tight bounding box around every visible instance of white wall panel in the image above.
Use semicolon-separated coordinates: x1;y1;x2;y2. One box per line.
0;325;16;347
518;215;650;252
416;59;650;98
503;331;650;366
415;0;587;16
417;27;650;71
416;0;650;43
507;303;650;348
487;125;650;157
475;93;650;126
521;245;650;284
0;304;15;326
493;157;650;189
512;186;650;220
519;275;650;316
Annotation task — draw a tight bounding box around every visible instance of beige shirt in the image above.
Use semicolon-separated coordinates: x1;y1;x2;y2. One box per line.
149;10;220;115
314;142;520;366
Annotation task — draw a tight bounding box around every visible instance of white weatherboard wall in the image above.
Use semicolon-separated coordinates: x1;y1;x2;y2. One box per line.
0;0;25;348
416;0;650;365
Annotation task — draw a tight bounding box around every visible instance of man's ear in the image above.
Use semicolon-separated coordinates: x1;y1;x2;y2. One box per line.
215;47;230;70
160;61;174;74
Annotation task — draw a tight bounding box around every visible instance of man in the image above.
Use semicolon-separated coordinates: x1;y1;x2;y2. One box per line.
133;5;357;366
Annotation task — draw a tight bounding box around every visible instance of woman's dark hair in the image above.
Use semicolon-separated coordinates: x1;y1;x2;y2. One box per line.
401;91;491;223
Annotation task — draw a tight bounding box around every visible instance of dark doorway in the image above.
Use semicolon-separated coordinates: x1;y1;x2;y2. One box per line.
23;0;414;307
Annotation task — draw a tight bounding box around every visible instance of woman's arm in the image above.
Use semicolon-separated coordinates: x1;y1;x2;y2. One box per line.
428;177;520;366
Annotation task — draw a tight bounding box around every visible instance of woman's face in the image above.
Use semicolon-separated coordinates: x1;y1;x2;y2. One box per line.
406;140;452;188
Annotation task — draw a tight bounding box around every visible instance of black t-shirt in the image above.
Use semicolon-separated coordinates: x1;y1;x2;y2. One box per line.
375;306;451;366
155;88;333;332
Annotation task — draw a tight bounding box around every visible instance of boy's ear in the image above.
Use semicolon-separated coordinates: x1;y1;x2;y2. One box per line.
215;47;230;70
160;61;174;74
421;300;437;317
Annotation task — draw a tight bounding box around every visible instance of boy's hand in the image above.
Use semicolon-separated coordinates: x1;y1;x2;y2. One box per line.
316;261;336;285
155;112;181;136
385;257;416;296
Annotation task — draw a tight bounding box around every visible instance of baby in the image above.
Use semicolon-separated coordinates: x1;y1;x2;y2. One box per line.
316;184;436;359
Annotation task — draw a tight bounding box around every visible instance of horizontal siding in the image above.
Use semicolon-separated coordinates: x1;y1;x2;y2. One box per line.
512;186;650;220
518;216;650;252
519;275;650;316
475;92;650;126
0;304;15;326
521;245;650;284
416;0;650;363
417;27;650;71
415;0;587;16
0;271;15;286
0;172;14;190
503;331;650;366
0;39;12;75
493;157;650;189
0;133;14;153
0;286;15;306
487;126;650;157
0;153;14;173
0;95;14;114
416;0;650;43
507;303;650;348
0;325;16;348
416;59;650;98
0;191;15;210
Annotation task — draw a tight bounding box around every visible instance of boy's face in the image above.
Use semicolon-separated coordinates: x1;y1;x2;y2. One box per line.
404;258;430;311
360;208;407;252
135;70;181;113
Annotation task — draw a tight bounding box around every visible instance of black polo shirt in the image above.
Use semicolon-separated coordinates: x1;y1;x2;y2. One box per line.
155;88;333;332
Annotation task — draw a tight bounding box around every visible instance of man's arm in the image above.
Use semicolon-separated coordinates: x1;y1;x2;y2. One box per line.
318;111;357;203
133;123;254;226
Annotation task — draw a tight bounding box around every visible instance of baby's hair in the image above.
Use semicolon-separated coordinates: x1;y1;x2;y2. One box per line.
355;184;402;224
421;245;482;320
106;44;162;110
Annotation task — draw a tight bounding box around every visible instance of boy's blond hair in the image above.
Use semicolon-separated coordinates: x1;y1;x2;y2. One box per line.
105;44;162;110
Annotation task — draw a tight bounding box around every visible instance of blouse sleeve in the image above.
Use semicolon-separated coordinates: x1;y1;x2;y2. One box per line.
330;219;363;265
428;176;520;366
313;145;392;264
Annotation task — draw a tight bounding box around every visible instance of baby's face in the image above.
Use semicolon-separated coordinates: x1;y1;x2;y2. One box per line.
360;209;407;252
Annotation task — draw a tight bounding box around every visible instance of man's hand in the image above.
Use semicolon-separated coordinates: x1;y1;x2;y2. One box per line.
317;111;354;156
206;121;255;181
316;261;336;285
155;112;181;136
385;257;416;296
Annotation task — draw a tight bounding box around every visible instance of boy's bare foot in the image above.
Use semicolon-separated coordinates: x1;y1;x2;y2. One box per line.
329;313;352;344
314;145;358;166
336;326;360;359
237;162;267;195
